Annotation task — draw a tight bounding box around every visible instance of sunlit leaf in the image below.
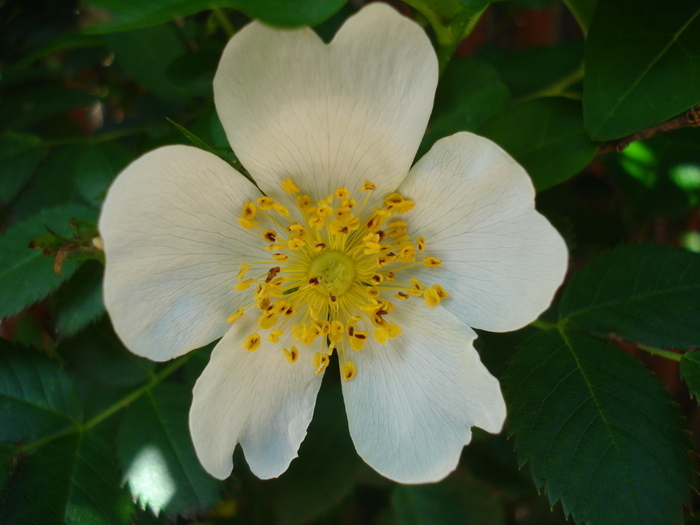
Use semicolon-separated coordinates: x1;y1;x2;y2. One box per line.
117;383;222;518
503;328;692;525
560;244;700;349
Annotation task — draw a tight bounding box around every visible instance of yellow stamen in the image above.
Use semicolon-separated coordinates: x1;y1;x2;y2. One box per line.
423;257;442;268
237;263;250;281
226;307;244;323
235;279;254;291
282;179;300;194
283;346;299;363
243;333;261;352
313;352;330;374
340;361;356;380
257;196;274;210
268;330;284;343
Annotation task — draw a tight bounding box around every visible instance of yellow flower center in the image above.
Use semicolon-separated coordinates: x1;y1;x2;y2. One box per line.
308;251;356;296
229;178;448;380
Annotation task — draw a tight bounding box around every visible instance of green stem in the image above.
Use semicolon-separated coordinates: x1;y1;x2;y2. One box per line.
213;7;235;38
19;355;190;453
531;319;556;330
516;63;585;103
403;1;486;75
638;344;682;362
84;356;190;430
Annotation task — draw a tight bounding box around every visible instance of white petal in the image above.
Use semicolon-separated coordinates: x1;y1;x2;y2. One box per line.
213;3;437;203
398;132;568;332
100;145;266;361
189;314;323;480
342;300;506;484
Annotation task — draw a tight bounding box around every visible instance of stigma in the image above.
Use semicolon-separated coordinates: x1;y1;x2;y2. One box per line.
227;178;447;380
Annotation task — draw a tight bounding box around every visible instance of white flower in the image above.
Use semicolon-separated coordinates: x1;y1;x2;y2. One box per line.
99;3;567;484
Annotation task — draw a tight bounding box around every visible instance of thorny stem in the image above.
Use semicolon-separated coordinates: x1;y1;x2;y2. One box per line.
531;320;683;362
638;344;682;362
19;354;191;453
597;104;700;155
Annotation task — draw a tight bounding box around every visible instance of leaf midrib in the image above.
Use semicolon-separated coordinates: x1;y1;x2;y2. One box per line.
592;8;700;136
562;281;700;321
559;328;643;521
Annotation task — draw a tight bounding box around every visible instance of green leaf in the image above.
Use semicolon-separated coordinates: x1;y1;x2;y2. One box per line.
0;341;82;442
117;383;222;517
235;0;348;28
0;205;97;319
1;431;133;524
272;385;362;525
0;442;18;489
0;87;98;131
60;320;155;387
392;474;505;525
11;33;105;69
503;328;691;525
55;261;105;336
562;0;596;35
479;98;600;191
13;145;85;220
165;47;219;97
103;24;188;103
583;1;700;141
680;351;700;400
493;41;583;99
418;57;510;157
75;142;132;206
83;0;346;33
0;131;43;203
560;244;700;349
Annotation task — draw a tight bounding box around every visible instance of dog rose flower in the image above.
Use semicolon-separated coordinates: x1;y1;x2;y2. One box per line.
99;3;567;484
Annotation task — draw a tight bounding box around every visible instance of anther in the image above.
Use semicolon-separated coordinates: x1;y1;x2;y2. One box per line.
237;263;250;281
243;333;261;352
242;201;256;220
340;362;356;380
282;179;300;194
226;307;245;323
423;257;442;268
235;279;254;291
265;267;281;283
283;346;299;363
257;196;274;210
268;330;284;343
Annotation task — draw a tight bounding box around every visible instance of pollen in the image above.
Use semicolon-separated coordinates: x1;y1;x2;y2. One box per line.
230;178;447;379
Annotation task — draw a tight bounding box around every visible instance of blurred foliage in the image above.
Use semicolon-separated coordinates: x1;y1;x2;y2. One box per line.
1;0;699;524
